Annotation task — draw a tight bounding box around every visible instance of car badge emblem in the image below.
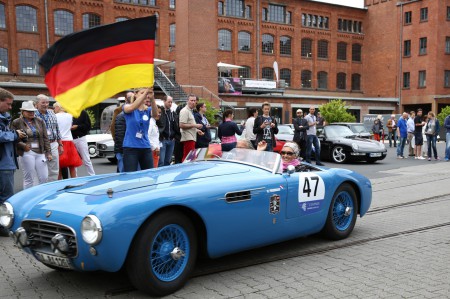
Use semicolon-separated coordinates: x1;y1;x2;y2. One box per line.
46;211;52;218
269;195;280;215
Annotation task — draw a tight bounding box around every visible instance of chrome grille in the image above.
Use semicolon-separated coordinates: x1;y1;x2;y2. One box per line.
22;220;78;257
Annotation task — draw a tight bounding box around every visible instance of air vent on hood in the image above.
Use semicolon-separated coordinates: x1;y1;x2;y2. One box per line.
225;190;251;203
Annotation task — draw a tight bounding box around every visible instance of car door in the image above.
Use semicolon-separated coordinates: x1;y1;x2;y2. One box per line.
283;169;332;234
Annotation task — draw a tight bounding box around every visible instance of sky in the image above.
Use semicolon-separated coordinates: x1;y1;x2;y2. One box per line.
314;0;365;8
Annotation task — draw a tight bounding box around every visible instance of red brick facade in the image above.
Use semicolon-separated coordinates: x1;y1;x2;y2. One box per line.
0;0;448;123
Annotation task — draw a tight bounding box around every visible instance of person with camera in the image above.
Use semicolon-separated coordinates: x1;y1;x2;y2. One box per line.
253;102;279;152
11;101;51;189
0;88;27;236
387;114;397;147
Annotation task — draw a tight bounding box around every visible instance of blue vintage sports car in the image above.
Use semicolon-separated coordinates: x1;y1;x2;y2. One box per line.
0;148;372;296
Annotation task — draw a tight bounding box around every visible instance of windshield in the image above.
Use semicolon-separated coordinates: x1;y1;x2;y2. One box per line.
325;126;355;138
277;125;294;135
184;146;282;173
350;124;369;133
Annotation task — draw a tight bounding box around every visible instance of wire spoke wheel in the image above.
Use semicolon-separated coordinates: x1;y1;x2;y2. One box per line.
150;224;189;282
322;183;358;240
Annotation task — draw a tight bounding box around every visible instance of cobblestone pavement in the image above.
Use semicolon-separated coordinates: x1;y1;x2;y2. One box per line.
2;150;450;298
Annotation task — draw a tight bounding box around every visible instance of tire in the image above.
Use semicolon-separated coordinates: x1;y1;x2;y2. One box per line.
331;146;347;163
88;144;98;158
322;183;358;240
127;211;197;296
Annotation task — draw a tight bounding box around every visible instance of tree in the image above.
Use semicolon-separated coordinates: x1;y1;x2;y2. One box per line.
200;98;220;126
318;99;356;124
437;105;450;126
86;109;96;129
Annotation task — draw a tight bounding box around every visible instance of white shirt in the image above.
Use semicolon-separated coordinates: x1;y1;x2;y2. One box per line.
304;114;317;136
244;116;256;141
148;118;161;150
56;112;73;141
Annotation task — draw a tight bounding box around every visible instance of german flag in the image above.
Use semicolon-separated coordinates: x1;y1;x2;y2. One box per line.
39;16;156;117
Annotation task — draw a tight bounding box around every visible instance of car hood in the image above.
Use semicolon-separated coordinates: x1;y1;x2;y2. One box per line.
329;136;386;151
8;161;250;221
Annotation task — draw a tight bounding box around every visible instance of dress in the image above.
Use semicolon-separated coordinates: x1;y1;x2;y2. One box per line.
56;112;82;168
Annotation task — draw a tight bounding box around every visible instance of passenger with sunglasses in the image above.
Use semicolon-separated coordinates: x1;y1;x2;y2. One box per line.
280;142;301;172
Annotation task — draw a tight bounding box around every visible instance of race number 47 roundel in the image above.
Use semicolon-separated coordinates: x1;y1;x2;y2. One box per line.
298;173;325;215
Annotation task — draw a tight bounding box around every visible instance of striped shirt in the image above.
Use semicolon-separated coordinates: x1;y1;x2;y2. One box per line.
35;109;62;142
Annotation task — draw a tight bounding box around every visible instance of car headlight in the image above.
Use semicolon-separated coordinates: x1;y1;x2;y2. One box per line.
0;202;14;229
352;143;359;150
81;215;102;245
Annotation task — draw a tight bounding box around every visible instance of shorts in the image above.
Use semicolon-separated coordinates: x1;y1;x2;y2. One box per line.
414;132;423;146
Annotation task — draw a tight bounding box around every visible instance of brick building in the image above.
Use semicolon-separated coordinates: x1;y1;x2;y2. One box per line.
0;0;448;124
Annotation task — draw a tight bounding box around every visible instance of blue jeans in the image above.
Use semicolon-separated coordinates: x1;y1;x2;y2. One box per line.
0;170;15;204
116;153;124;173
306;135;321;163
397;136;407;157
388;131;397;147
123;147;153;172
222;142;236;152
427;135;438;159
159;139;175;167
446;132;450;160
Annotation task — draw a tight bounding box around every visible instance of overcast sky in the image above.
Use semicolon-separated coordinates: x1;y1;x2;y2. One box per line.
314;0;364;8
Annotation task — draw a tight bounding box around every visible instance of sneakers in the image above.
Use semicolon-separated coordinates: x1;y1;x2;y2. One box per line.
417;156;426;160
428;157;431;161
397;156;404;159
435;157;440;161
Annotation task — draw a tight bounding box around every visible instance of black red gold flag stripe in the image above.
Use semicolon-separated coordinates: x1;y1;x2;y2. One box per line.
39;16;156;117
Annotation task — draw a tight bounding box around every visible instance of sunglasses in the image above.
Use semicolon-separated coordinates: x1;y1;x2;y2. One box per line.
280;151;295;156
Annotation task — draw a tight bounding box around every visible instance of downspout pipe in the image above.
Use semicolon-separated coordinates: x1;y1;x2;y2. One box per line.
44;0;50;48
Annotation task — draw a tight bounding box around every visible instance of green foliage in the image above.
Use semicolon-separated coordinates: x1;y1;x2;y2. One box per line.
437;105;450;125
200;98;220;125
86;109;96;128
318;99;356;124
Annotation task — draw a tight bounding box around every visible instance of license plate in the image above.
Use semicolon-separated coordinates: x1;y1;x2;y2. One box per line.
369;153;382;157
34;252;73;269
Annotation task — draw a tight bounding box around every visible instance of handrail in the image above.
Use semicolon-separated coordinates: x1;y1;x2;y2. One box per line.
155;66;175;88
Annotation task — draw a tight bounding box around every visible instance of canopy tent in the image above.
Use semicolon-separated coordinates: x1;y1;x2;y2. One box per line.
154;58;175;67
217;62;244;72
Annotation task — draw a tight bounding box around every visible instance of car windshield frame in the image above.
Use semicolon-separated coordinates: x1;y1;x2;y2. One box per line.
277;125;294;135
184;148;282;174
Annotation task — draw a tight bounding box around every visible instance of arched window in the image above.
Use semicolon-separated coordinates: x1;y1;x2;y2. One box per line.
301;38;312;58
337;42;347;61
280;36;291;55
352;43;362;62
169;23;176;46
218;29;232;51
54;10;73;36
317;40;328;59
18;49;39;75
115;17;129;22
238;31;251;52
262;67;274;80
0;48;8;73
337;72;347;90
301;70;312;88
351;73;361;90
280;68;291;86
238;66;251;78
82;13;101;29
0;3;6;29
262;34;274;54
317;71;328;89
16;5;38;32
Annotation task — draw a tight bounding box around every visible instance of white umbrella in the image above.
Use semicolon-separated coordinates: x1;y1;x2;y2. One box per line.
217;62;244;72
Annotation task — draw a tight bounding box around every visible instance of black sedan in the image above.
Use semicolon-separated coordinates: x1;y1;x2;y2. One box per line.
317;125;387;163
